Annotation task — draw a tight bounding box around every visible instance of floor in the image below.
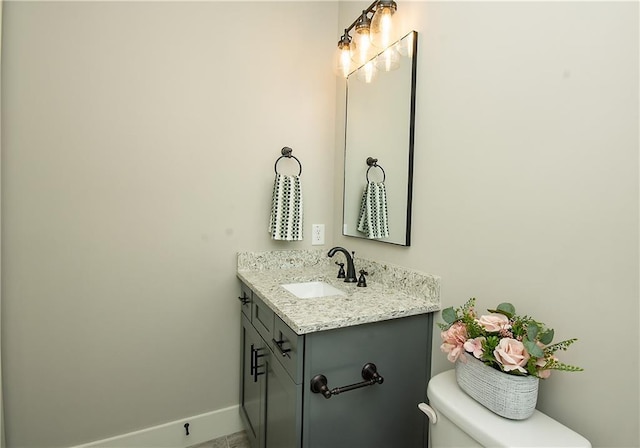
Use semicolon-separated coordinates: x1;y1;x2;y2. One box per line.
187;431;250;448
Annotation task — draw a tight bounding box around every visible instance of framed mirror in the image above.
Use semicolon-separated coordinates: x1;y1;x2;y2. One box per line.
342;31;417;246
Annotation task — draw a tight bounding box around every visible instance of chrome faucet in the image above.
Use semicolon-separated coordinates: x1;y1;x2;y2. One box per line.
327;247;357;283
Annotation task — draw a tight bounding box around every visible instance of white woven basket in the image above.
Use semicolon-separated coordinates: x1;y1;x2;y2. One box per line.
455;352;539;420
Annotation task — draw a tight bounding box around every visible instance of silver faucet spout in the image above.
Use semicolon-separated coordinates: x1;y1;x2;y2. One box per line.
327;247;357;283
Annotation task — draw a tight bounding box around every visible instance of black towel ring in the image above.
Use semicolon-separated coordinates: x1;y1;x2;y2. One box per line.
366;157;386;183
274;147;302;176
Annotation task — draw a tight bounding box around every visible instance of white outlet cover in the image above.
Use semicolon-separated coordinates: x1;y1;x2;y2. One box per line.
312;224;325;245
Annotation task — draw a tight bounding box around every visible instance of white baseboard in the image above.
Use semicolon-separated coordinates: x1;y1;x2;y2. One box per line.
69;405;244;448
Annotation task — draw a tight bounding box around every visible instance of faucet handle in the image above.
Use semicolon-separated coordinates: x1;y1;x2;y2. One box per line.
335;262;345;279
357;270;368;288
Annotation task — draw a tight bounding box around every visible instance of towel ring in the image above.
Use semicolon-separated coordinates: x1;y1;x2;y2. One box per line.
274;147;302;176
366;157;386;183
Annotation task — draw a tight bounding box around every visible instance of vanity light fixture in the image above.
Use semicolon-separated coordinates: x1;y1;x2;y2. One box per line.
334;0;398;79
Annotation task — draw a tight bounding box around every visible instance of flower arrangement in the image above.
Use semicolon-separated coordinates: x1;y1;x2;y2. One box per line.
439;298;583;378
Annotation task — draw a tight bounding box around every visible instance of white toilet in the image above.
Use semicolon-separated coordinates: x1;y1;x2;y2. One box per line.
419;370;591;447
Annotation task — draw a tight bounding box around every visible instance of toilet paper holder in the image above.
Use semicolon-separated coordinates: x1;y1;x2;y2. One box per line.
310;363;384;399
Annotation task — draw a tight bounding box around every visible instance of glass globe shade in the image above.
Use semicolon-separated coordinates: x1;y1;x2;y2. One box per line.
370;2;397;49
375;46;400;72
355;60;378;84
351;28;376;67
351;13;376;67
333;40;353;78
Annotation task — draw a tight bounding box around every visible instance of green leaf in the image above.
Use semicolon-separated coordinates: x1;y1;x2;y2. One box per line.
524;339;544;358
526;324;539;342
442;307;457;324
496;302;515;317
539;329;554;345
488;303;515;318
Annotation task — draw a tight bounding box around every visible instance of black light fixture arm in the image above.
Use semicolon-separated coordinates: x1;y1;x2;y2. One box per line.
341;1;379;38
340;0;397;38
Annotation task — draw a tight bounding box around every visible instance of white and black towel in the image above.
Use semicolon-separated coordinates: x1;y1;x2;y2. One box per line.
357;181;389;239
269;173;303;241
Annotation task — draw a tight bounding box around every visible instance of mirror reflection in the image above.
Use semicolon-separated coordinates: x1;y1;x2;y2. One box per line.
342;31;417;246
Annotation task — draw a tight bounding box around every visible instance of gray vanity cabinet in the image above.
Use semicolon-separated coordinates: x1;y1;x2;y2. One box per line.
238;281;432;448
239;285;303;448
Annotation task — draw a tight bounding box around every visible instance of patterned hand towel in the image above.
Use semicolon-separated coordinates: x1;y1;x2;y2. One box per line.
269;173;303;241
357;181;389;239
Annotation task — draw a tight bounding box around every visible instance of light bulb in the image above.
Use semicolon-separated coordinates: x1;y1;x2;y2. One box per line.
351;12;375;67
333;35;353;78
356;60;378;84
375;46;400;72
370;0;397;49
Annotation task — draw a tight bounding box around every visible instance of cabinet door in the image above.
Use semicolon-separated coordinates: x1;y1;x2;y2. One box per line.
265;353;302;448
240;315;267;448
302;314;431;448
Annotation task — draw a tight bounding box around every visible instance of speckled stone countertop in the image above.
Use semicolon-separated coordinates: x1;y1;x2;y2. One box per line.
237;250;441;335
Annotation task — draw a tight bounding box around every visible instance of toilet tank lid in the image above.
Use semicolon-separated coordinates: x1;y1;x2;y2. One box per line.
427;370;591;448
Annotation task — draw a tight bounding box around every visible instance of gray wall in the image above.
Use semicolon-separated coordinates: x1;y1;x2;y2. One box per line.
1;2;338;447
334;2;639;448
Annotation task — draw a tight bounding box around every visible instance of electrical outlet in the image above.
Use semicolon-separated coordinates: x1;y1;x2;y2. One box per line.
312;224;325;246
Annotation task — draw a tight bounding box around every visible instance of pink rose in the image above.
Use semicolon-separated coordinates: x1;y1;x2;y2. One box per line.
440;322;468;363
477;313;511;332
444;345;464;363
463;337;485;358
493;338;530;373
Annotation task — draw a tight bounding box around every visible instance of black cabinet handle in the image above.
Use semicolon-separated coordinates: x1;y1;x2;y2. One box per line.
249;344;256;376
252;346;265;383
310;363;384;399
272;338;291;358
237;295;250;305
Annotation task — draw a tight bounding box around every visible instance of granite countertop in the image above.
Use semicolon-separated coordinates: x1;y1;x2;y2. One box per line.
237;250;441;335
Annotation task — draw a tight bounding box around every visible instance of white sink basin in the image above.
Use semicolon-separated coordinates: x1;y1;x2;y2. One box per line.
281;281;346;299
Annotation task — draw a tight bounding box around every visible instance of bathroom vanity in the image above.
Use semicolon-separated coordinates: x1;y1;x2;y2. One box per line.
236;250;440;448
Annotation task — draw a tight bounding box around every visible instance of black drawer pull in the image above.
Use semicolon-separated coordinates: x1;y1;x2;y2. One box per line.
251;345;266;383
310;363;384;399
249;344;256;375
237;295;250;305
272;338;291;358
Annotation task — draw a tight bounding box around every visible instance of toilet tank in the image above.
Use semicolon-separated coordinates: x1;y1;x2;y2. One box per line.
426;370;591;448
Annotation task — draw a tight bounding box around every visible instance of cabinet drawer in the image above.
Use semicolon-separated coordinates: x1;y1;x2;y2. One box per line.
272;316;304;384
239;283;252;319
251;294;274;342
